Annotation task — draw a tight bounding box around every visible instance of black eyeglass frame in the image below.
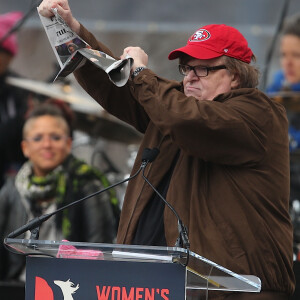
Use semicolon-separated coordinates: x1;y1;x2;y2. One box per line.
178;64;227;77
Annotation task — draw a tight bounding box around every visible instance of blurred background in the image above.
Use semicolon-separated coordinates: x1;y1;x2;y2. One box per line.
1;0;300;228
1;1;300;298
2;0;300;84
1;0;300;229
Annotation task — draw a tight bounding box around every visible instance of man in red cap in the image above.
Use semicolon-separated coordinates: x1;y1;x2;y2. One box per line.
0;11;31;187
39;1;295;299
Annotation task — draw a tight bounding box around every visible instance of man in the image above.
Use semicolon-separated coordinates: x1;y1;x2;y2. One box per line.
0;103;117;281
38;1;295;298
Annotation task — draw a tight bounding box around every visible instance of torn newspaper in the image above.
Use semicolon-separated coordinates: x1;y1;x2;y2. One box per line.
38;8;133;87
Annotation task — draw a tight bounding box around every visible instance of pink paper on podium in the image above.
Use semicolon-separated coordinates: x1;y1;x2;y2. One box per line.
56;240;103;260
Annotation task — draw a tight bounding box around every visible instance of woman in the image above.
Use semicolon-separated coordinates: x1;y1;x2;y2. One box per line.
0;103;117;281
267;14;300;92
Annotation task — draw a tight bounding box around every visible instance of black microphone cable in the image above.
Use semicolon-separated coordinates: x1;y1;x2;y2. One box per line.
5;147;190;267
4;162;147;258
5;162;146;240
4;157;149;259
141;148;190;267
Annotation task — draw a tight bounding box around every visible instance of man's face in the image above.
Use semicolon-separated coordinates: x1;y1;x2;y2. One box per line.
21;115;72;177
182;57;239;101
280;34;300;84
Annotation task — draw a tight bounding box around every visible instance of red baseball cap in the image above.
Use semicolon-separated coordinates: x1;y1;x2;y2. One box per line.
168;24;253;64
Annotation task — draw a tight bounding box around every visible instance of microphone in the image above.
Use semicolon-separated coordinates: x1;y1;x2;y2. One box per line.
6;158;147;239
142;147;160;163
141;148;190;250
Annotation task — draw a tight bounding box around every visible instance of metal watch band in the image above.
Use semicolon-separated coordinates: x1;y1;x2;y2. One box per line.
131;66;147;79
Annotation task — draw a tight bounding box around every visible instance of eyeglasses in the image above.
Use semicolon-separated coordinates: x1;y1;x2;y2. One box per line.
178;64;227;77
25;134;68;144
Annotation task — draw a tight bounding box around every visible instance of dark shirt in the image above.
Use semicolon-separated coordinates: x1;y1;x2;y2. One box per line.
132;151;180;246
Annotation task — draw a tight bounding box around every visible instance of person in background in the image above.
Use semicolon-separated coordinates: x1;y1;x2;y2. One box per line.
267;13;300;93
0;102;117;281
266;14;300;152
39;1;295;299
0;11;32;188
266;14;300;253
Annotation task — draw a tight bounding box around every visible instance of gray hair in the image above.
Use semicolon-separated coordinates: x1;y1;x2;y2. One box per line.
223;56;260;89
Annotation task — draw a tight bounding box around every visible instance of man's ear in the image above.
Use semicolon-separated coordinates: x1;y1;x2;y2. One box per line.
230;73;240;89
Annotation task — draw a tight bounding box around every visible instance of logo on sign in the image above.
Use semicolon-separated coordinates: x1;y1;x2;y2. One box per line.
35;277;80;300
54;279;80;300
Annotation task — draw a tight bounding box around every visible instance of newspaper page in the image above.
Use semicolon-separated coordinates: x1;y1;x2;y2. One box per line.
38;8;133;87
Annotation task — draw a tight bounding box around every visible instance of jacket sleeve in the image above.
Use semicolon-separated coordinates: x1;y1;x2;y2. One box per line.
0;185;9;241
80;180;116;243
74;24;151;134
0;180;26;280
131;70;288;165
0;185;9;279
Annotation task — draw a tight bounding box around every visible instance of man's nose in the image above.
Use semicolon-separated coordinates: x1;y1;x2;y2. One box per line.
185;68;198;79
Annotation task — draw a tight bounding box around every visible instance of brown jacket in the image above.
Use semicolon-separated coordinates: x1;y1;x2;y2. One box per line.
75;25;295;297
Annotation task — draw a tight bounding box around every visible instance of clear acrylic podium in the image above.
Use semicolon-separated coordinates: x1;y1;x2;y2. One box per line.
4;238;261;299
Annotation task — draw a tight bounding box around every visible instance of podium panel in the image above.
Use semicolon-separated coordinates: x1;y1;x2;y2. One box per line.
5;238;261;299
26;256;185;299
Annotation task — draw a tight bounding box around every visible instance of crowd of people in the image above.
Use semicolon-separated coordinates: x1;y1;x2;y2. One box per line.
0;1;300;299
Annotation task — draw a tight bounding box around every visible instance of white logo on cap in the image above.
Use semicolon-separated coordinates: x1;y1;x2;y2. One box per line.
189;29;211;42
224;49;228;53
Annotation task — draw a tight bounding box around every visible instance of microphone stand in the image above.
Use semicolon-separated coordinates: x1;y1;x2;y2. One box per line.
142;168;190;250
141;149;190;267
6;147;190;266
6;165;144;239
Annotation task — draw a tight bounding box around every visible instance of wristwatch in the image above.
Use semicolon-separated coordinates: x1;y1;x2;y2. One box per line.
131;66;147;79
